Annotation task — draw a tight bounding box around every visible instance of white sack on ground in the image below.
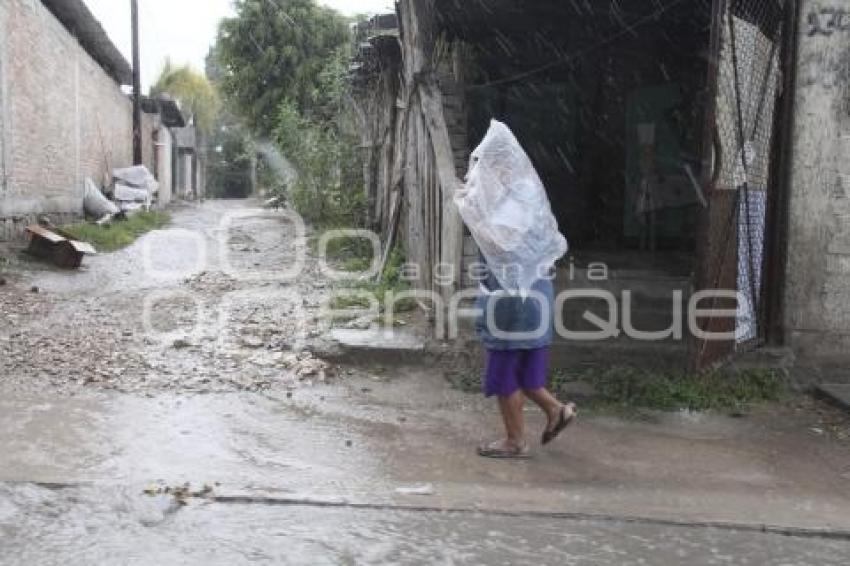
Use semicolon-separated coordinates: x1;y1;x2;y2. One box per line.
114;183;152;203
113;165;159;195
455;120;568;292
83;178;120;218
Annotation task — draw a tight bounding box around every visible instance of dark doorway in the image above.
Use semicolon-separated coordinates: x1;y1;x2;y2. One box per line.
443;0;714;269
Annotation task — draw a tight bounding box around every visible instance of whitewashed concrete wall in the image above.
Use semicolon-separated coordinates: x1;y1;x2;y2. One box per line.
785;0;850;381
155;126;174;207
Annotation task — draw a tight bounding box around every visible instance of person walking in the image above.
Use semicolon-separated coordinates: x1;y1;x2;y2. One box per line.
455;120;576;459
473;257;576;459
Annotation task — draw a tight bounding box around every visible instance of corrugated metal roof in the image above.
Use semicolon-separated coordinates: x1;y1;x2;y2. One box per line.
141;95;187;128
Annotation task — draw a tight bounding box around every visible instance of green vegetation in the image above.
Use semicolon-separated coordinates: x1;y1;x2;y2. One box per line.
206;116;254;199
151;60;219;132
452;365;789;413
205;47;254;199
63;212;171;252
214;0;350;136
562;367;788;412
212;1;365;227
328;244;415;315
317;232;374;265
272;48;364;227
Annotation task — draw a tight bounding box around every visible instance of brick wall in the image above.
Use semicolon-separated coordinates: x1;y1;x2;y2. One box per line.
784;0;850;382
0;0;133;240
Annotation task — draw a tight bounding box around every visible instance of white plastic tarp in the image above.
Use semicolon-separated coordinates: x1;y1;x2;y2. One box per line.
114;184;152;203
113;165;159;195
83;178;120;218
455;120;568;292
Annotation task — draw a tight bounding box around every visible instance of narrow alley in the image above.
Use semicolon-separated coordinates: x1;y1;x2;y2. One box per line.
3;0;850;562
1;201;849;564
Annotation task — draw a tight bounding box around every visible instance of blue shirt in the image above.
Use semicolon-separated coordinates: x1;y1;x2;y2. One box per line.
474;260;555;351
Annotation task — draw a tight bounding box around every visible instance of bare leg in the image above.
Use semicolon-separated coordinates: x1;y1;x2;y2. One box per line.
524;388;570;432
497;390;526;448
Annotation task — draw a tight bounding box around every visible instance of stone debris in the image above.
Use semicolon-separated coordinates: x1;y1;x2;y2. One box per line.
395;484;435;496
239;334;265;349
0;204;355;396
281;351;333;382
184;270;238;293
143;482;215;504
171;338;193;350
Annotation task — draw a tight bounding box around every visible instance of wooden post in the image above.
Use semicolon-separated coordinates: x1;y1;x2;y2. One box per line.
131;0;142;165
420;79;463;302
249;151;258;197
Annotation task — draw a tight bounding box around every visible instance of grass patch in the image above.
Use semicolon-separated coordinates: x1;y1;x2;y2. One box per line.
63;212;171;252
552;366;789;412
450;365;789;413
324;233;374;265
328;245;416;314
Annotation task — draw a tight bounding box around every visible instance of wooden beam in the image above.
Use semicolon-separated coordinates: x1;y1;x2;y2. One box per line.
420;78;464;302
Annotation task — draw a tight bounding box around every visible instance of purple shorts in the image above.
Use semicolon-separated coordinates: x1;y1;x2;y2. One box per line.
483;347;550;398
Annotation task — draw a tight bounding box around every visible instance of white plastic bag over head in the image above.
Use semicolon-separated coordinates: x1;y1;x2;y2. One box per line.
454;120;568;292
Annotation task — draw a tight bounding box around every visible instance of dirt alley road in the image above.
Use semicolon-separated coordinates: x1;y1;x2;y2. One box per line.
1;200;337;394
2;200;850;564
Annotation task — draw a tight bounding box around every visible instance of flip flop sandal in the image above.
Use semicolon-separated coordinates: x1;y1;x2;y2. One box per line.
477;440;530;459
542;403;577;446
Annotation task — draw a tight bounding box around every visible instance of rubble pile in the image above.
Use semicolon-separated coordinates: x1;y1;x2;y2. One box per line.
281;351;334;383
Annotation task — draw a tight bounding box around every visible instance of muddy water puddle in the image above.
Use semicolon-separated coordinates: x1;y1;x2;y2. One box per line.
0;391;390;494
2;482;849;565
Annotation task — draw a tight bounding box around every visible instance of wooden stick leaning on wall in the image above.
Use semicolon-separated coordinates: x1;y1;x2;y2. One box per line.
375;78;413;281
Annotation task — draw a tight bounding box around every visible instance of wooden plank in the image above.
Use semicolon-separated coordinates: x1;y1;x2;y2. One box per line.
419;78;464;301
405;98;430;291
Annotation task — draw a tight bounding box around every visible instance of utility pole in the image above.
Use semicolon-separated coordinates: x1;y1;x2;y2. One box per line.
131;0;142;165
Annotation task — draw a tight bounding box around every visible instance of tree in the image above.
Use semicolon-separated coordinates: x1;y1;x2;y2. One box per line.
214;0;350;135
205;47;255;199
272;47;364;225
151;60;220;132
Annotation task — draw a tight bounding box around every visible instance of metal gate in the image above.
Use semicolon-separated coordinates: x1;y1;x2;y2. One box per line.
693;0;792;370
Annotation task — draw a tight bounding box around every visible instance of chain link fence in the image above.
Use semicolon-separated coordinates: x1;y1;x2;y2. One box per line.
709;0;786;349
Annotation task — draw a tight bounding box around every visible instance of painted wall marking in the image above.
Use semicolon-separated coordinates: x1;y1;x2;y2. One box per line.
808;7;850;36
